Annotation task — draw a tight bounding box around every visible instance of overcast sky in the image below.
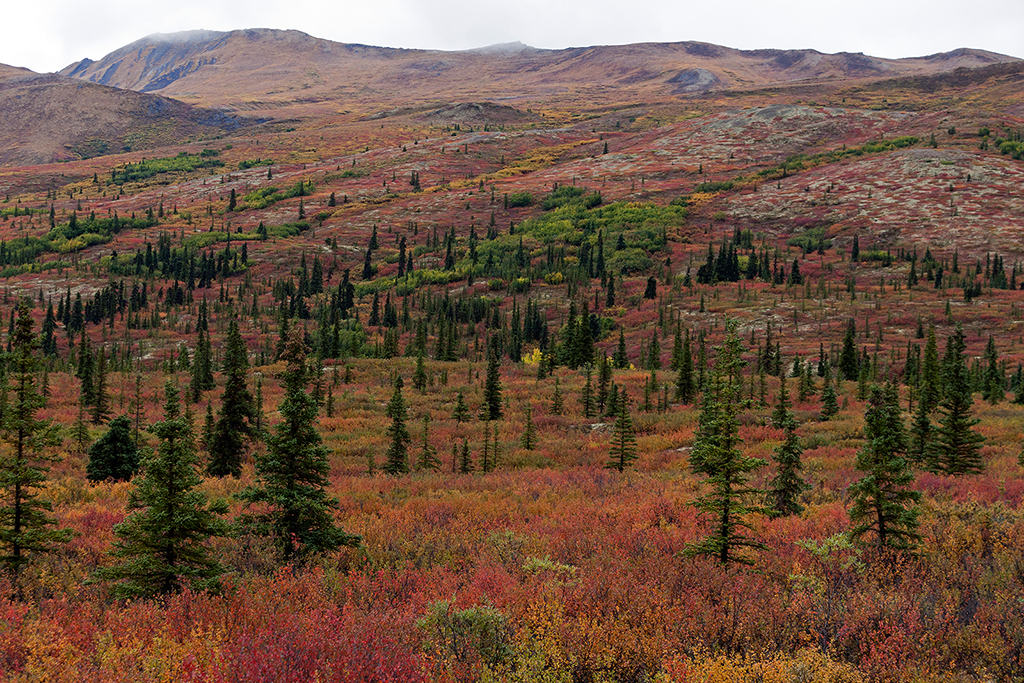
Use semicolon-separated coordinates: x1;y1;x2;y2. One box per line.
4;0;1022;74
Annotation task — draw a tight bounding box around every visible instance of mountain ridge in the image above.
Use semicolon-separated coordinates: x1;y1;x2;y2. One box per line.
57;29;1019;115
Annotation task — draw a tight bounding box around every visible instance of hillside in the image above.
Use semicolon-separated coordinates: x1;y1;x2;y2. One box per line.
0;29;1024;683
0;66;261;166
59;29;1018;116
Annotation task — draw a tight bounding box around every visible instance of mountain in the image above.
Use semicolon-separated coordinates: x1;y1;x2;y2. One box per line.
0;65;259;166
60;29;1019;116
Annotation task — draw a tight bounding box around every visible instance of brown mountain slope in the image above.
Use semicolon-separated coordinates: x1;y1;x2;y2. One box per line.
60;29;1018;116
0;67;261;166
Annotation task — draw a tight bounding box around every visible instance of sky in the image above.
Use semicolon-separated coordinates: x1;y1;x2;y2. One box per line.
3;0;1022;74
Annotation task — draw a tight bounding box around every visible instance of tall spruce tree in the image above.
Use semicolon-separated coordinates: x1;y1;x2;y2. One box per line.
520;405;538;451
481;347;503;421
86;415;140;482
848;383;920;551
207;321;255;478
684;322;767;565
96;382;229;598
928;324;985;475
417;416;440;472
239;329;359;562
606;390;638;472
768;375;810;517
383;376;411;475
0;302;70;589
91;348;109;424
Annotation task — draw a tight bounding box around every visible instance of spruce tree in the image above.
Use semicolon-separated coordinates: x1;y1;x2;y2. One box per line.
383;376;411;475
459;439;473;473
982;336;1004;405
452;390;471;423
417;416;440;472
551;378;564;415
848;384;920;551
96;382;229;598
481;347;503;420
239;330;359;562
918;325;941;413
0;302;70;589
91;348;109;424
606;391;638;472
520;405;538;451
929;324;985;475
86;415;140;482
838;318;859;381
684;322;767;565
674;328;695;404
207;321;255;478
768;375;810;517
820;363;839;420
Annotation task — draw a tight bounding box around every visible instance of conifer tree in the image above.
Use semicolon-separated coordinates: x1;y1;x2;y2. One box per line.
417;416;440;472
684;322;767;565
91;348;109;425
0;302;70;588
459;439;473;473
606;391;638;472
929;324;985;475
452;390;471;423
239;330;359;562
191;327;215;401
383;376;411;475
580;367;595;418
838;318;859;381
820;362;840;420
86;415;140;482
520;405;538;450
207;321;255;478
96;382;229;598
413;349;428;391
481;347;503;420
768;375;810;517
982;336;1004;405
551;378;564;415
675;328;695;404
918;325;941;413
848;384;920;551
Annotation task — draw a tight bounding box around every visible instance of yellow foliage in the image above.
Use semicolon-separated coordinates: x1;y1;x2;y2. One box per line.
660;650;865;683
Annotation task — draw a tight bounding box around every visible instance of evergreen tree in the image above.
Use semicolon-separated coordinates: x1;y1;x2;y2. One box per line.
481;347;503;420
918;325;941;414
982;336;1004;405
768;376;810;517
191;327;215;401
848;384;920;551
0;302;70;588
86;415;140;482
606;391;638;472
239;330;359;562
580;367;595;418
207;321;255;478
838;318;859;381
413;349;428;391
613;328;628;369
675;328;695;404
96;382;229;598
383;376;411;475
416;416;440;472
520;405;538;450
551;378;564;415
459;439;473;473
452;390;471;424
820;362;840;420
91;348;109;425
684;322;767;565
929;324;985;475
